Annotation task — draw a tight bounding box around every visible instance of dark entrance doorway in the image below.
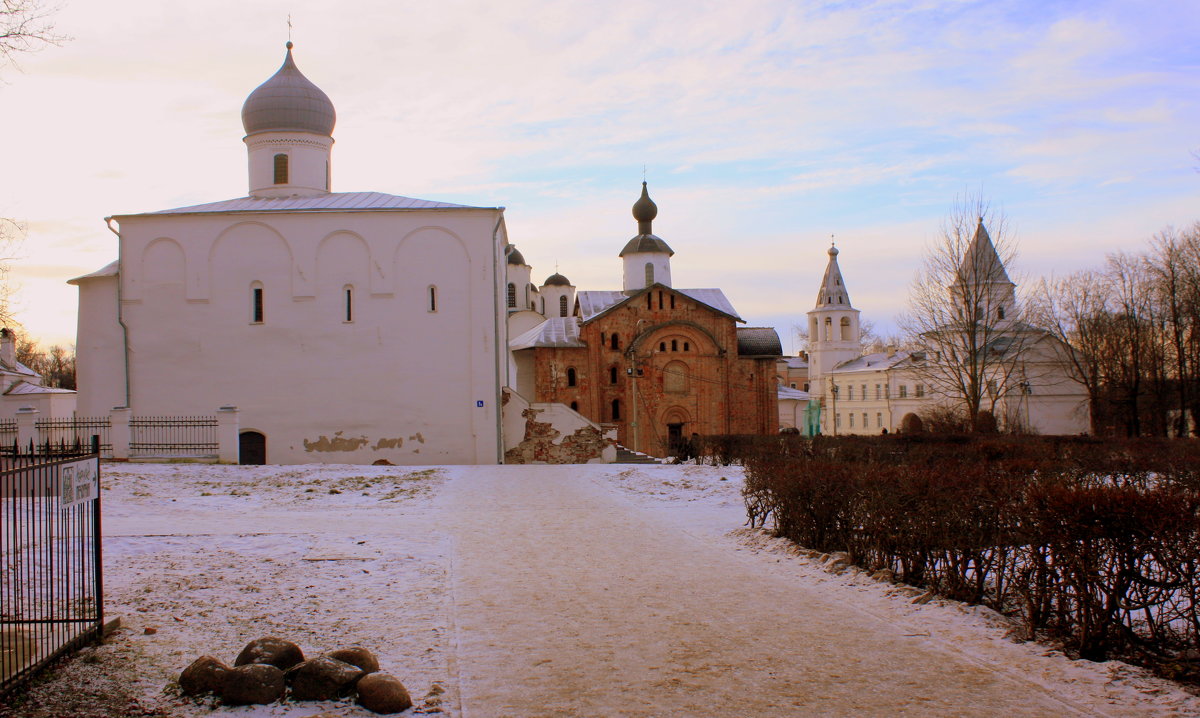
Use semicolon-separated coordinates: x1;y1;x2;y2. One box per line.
667;422;684;456
239;431;266;465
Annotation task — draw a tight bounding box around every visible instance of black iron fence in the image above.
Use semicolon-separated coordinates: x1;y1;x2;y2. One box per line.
0;420;15;447
129;415;218;457
33;417;112;459
0;442;103;698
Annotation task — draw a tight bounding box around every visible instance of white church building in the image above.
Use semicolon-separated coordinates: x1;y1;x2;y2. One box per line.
71;43;510;464
801;227;1091;436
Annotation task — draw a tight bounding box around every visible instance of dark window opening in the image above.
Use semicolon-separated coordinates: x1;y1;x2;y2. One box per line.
610;334;619;350
559;295;568;317
671;339;678;351
567;367;577;387
252;286;264;323
684;342;690;351
670;294;675;309
659;341;667;352
344;287;353;322
273;154;288;184
570;401;578;412
507;283;516;308
428;285;437;312
658;291;663;310
611;399;621;421
647;293;652;310
609;366;618;384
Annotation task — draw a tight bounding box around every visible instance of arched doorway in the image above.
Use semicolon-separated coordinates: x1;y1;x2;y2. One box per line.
239;431;266;465
662;407;690;457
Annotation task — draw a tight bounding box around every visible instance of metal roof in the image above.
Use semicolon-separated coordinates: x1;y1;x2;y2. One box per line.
783;356;809;369
619;233;674;257
67;260;120;284
5;380;75;396
778;386;811;401
830;350;911;373
127;191;491;217
509;317;585;350
736;327;783;357
576;288;743;323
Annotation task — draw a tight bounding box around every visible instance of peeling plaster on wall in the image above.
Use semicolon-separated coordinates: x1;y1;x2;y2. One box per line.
372;437;404;450
303;432;370;452
504;407;614;464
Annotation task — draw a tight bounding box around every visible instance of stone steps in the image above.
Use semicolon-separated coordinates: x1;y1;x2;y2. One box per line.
614;446;662;464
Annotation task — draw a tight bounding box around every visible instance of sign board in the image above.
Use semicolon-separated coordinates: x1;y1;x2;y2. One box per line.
60;458;100;509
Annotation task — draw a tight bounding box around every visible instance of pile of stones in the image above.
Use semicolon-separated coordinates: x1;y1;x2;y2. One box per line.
178;637;412;714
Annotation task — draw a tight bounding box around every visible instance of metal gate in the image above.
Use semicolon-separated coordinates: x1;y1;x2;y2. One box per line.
0;443;103;698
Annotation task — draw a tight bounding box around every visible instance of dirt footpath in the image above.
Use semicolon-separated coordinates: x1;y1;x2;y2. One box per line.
440;465;1115;718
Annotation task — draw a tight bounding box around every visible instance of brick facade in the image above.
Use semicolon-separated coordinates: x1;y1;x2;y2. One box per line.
530;284;778;457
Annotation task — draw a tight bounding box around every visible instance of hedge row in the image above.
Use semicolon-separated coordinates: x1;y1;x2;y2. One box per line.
733;435;1200;668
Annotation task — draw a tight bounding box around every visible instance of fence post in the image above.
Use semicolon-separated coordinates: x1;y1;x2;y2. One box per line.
15;406;38;448
110;406;131;460
217;406;239;464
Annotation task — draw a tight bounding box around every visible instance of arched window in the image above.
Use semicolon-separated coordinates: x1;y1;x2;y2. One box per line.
566;367;577;387
325;160;330;190
803;383;809;391
610;333;619;350
659;341;667;352
559;295;568;317
683;342;689;351
840;317;851;341
273;154;288;184
824;317;832;341
343;285;354;322
664;361;688;393
671;339;678;351
611;399;621;421
570;401;578;412
428;285;438;313
645;263;654;286
251;282;264;324
609;366;618;384
507;283;516;308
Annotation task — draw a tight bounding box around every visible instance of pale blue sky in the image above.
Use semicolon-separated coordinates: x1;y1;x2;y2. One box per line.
1;0;1197;351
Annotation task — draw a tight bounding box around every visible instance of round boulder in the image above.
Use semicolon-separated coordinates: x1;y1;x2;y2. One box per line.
286;656;365;701
234;637;304;671
221;663;285;705
326;646;380;674
356;673;413;714
178;655;230;696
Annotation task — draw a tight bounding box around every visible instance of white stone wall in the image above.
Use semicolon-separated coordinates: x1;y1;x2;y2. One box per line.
79;207;507;465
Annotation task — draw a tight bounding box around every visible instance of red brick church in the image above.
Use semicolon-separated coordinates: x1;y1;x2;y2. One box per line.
507;183;780;457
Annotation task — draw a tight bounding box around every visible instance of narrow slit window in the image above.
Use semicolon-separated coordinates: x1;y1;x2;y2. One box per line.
428;285;438;313
611;399;621;421
507;283;516;308
273;154;289;184
251;284;264;324
344;286;354;322
671;339;678;351
610;333;619;350
670;294;675;309
567;367;577;387
609;366;618;384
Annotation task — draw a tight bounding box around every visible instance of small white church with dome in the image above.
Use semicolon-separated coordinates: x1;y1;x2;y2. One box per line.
71;43;511;464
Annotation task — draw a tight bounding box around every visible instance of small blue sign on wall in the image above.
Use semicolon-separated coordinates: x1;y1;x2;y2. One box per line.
476;400;485;407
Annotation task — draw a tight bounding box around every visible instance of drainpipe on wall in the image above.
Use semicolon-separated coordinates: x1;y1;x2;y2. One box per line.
104;217;132;409
492;210;506;464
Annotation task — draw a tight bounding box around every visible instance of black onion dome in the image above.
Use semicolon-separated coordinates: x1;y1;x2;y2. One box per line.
241;42;336;136
543;273;571;286
632;181;657;224
506;247;527;265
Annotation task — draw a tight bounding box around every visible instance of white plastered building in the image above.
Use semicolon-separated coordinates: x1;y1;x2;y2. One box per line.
806;227;1091;436
71;43;509;464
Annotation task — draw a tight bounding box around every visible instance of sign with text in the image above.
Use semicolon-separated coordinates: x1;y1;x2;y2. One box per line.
60;458;100;509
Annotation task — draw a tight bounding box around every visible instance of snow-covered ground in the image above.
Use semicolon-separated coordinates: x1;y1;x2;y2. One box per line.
4;462;1199;717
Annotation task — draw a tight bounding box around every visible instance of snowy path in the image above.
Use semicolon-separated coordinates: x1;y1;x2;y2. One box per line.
440;465;1103;718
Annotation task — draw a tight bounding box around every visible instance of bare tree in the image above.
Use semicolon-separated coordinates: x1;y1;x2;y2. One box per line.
900;194;1034;431
1;0;66;67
